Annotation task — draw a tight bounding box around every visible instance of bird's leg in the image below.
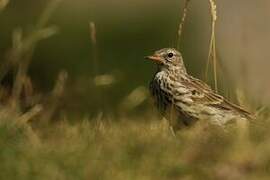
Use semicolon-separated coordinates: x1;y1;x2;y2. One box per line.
168;104;179;136
169;126;176;137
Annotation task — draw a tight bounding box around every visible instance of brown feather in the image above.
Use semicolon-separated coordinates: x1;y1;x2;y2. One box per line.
182;75;254;119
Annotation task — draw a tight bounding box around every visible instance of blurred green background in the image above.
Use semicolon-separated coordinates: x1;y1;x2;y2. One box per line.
1;0;269;117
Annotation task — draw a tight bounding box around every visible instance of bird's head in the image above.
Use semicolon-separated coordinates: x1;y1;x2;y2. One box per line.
145;48;186;73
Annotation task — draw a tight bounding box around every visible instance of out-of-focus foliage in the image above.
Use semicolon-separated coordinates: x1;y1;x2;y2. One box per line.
0;0;8;11
0;110;270;179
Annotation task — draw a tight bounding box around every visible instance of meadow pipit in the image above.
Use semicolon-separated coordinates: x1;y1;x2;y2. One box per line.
146;48;253;132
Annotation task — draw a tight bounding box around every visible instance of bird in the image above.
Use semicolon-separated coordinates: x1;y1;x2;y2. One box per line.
145;48;253;132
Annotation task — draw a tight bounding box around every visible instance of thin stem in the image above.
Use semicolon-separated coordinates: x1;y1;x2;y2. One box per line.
89;22;99;76
89;21;106;114
205;31;213;80
36;0;63;29
176;0;191;50
212;32;218;92
40;71;68;122
206;0;218;92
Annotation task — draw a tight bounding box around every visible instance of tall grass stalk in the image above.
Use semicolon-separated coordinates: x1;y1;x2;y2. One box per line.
36;0;63;29
89;21;108;115
176;0;219;93
205;0;218;92
89;22;99;76
40;70;68;122
176;0;191;50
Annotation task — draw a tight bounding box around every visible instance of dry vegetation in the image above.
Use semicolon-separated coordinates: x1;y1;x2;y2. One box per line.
0;0;270;179
1;111;270;179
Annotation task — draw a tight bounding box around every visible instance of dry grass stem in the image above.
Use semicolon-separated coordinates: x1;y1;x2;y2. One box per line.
89;21;99;75
52;70;68;97
0;29;22;82
10;26;58;109
176;0;191;50
94;74;116;86
120;86;148;111
206;0;218;92
36;0;63;29
89;21;108;115
40;70;68;122
16;104;43;124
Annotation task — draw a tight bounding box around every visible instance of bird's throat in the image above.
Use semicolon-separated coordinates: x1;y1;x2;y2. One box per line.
157;65;187;77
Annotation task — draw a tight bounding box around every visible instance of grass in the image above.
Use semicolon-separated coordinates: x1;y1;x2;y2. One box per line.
1;0;270;179
176;0;191;50
176;0;219;92
0;112;270;179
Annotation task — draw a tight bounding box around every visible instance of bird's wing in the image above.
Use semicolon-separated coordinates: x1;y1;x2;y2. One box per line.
180;76;253;118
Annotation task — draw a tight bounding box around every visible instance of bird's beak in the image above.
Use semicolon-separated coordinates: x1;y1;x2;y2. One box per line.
145;55;164;64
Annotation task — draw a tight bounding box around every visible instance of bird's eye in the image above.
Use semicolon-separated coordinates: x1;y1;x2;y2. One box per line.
167;52;174;58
